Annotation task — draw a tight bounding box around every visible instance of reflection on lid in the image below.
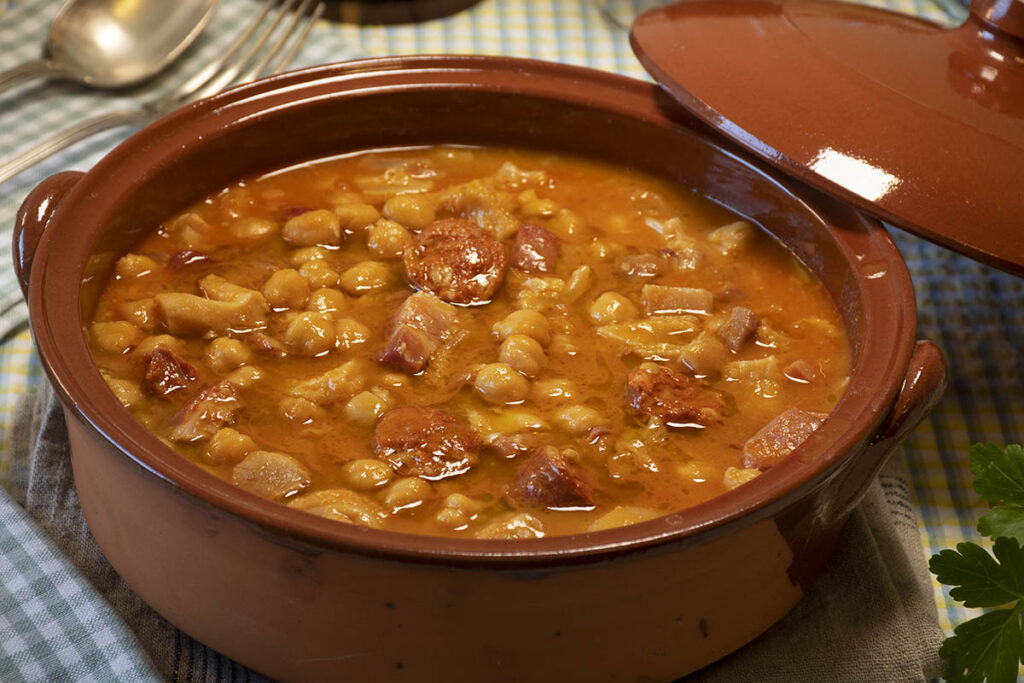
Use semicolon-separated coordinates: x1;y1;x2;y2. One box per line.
808;147;900;202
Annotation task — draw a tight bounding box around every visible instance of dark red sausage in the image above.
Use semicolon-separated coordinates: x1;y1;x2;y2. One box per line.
507;446;595;509
403;218;506;304
373;406;480;479
626;364;724;426
143;348;198;398
510;223;559;274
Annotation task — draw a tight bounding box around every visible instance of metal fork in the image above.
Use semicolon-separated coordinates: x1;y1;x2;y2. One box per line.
0;0;324;186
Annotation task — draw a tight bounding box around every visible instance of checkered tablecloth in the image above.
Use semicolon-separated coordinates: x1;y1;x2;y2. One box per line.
1;0;1018;676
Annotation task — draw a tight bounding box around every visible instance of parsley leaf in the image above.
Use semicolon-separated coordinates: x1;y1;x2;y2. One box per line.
930;538;1024;609
979;508;1024;547
938;606;1022;683
972;443;1024;507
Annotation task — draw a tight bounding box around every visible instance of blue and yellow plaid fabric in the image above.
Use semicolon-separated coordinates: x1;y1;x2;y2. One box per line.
0;0;1011;652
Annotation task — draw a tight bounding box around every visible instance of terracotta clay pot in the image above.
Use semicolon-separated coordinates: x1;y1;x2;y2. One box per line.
14;57;946;682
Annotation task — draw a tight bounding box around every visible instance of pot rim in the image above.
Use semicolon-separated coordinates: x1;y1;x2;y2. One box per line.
26;55;916;567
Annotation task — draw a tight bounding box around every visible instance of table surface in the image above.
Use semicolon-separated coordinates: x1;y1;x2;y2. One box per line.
0;0;1018;642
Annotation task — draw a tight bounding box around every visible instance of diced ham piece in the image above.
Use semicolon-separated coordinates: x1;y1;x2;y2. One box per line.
377;292;458;373
626;363;724;426
715;306;760;352
742;408;828;470
373;406;479;480
783;359;819;384
618;252;666;279
511;223;559;274
641;284;713;315
143;348;198;398
507;446;595;509
167;381;242;443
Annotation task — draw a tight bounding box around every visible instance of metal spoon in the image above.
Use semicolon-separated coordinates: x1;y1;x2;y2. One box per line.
0;0;217;95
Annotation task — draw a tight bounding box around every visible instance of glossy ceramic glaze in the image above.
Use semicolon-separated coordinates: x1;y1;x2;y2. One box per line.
632;0;1024;275
14;57;946;681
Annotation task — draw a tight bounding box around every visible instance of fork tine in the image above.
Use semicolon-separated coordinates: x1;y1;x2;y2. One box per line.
241;0;317;82
158;0;276;109
265;3;324;76
191;0;303;102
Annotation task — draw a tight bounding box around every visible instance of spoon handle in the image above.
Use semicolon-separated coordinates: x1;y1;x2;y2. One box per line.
0;59;62;96
0;109;149;186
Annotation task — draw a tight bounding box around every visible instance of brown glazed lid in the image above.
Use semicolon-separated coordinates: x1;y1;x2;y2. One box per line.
631;0;1024;275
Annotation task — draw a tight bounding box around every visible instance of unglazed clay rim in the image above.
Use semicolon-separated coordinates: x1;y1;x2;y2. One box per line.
27;56;916;565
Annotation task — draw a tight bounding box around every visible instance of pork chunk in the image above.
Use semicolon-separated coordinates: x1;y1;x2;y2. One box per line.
143;348;199;398
167;381;242;443
511;223;559;274
742;408;828;470
507;446;595;509
377;292;458;373
626;362;724;426
715;306;760;352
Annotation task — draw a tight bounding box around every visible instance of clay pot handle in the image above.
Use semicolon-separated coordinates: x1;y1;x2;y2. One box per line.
13;171;84;298
833;340;948;513
969;0;1024;39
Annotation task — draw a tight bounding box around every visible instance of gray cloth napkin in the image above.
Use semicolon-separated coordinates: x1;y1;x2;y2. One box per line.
6;381;944;681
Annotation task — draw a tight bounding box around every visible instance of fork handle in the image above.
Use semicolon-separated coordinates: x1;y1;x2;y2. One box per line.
0;59;63;96
0;109;150;185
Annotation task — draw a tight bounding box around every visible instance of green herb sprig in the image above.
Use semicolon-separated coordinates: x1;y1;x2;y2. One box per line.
929;443;1024;683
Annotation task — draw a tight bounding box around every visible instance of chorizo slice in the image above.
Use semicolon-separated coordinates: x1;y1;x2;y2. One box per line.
742;408;827;470
626;362;724;426
507;446;595;509
373;406;480;480
510;223;559;274
403;218;506;304
143;348;199;398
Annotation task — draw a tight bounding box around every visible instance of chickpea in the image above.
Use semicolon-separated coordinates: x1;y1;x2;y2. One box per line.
263;269;310;309
227;365;263;389
307;287;348;315
492;309;551;346
284;312;336;355
518;189;558;217
366;219;411;258
336;318;371;350
334;201;380;230
723;466;761;490
532;378;576;401
383;194;435;229
205;337;252;373
381;477;431;510
91;321;142;354
340;261;393;296
105;377;142;408
282;209;341;246
435;493;486;528
588;292;638;325
118;298;158;332
547;208;588;240
498;334;547;377
474;363;530;405
344;390;388;427
289;246;329;266
553;404;608;436
115;253;159;279
280;396;324;423
230;216;278;242
205;428;256;465
341;459;393;491
133;334;183;358
299;259;340;288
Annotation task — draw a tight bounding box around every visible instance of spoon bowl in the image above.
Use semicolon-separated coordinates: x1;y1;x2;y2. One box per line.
0;0;217;93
